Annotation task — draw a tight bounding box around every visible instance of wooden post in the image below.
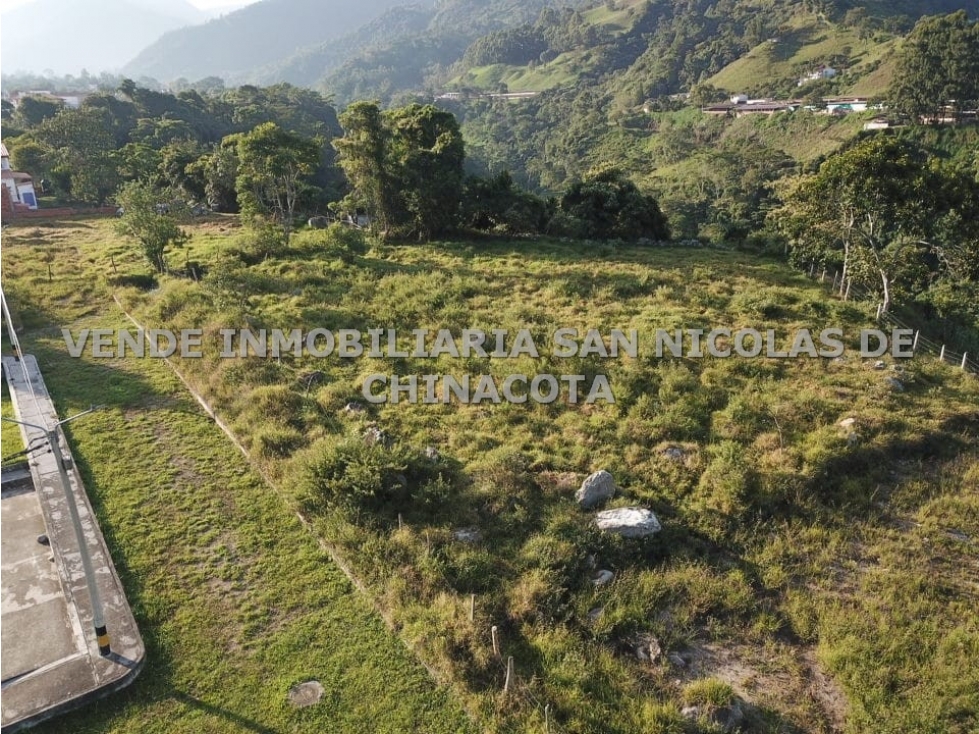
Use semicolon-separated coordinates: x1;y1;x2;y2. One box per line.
844;280;852;301
545;704;552;734
939;345;946;362
832;272;839;290
962;353;969;370
110;255;118;274
398;513;403;531
875;303;882;320
503;656;514;693
491;625;500;657
47;263;52;281
469;594;475;622
809;263;815;277
820;268;826;282
913;331;920;351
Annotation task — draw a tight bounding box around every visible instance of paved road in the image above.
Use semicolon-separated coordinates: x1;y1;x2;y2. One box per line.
1;355;144;732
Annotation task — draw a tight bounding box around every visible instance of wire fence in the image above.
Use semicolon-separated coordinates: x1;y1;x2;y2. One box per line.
803;263;979;375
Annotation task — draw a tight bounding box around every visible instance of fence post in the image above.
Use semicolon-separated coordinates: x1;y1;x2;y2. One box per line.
832;272;839;290
491;625;500;657
821;267;827;282
844;280;852;301
545;703;552;734
913;331;920;352
939;345;945;362
503;656;515;693
875;303;882;320
962;353;969;371
469;594;475;622
809;263;815;277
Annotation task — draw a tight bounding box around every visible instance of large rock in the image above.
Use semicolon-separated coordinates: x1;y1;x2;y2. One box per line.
576;470;616;509
594;507;661;538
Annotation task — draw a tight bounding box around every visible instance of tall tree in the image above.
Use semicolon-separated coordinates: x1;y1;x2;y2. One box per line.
233;122;322;242
889;11;979;122
334;102;465;239
560;166;671;242
32;108;120;203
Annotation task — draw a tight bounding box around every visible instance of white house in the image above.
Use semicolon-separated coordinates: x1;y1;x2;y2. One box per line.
798;67;838;86
1;142;39;211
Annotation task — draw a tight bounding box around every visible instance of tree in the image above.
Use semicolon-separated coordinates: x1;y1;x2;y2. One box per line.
774;136;978;313
232;122;322;241
559;167;670;241
334;102;395;232
889;11;979;122
334;102;465;239
115;181;190;273
385;103;465;239
30;108;120;203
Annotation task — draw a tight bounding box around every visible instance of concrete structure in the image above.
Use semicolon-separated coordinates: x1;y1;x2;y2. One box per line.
1;355;144;732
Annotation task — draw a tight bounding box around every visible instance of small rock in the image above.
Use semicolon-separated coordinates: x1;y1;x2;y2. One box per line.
681;705;701;719
662;446;685;461
575;470;616;509
423;446;440;461
452;527;481;544
37;534;49;546
874;360;887;370
343;402;366;415
288;680;325;708
363;425;392;447
594;507;662;538
634;635;661;663
838;417;857;428
592;570;614;586
668;652;687;668
587;606;604;622
885;377;904;392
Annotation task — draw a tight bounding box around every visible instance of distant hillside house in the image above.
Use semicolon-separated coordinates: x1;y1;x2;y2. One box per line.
797;66;837;87
1;143;39;213
824;97;870;114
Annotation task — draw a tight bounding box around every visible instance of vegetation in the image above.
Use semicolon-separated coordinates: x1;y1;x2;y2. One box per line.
5;216;978;732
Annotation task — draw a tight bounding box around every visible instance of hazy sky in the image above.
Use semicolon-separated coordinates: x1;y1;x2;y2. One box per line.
0;0;261;12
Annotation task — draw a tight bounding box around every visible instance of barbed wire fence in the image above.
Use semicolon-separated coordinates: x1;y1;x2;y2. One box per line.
804;263;979;375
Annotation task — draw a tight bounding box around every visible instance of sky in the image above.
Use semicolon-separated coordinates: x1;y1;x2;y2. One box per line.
0;0;260;12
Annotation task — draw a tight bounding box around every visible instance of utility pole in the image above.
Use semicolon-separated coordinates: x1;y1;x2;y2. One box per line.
3;407;109;655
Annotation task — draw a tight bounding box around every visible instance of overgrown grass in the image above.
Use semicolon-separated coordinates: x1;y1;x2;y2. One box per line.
3;216;978;733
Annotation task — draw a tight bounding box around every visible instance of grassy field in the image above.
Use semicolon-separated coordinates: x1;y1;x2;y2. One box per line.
2;216;978;733
0;220;472;734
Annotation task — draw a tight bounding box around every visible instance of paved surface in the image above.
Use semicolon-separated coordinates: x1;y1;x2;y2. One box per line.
1;355;144;732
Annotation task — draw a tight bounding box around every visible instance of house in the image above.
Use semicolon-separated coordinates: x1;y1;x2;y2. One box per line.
797;66;837;87
1;142;39;213
824;97;871;114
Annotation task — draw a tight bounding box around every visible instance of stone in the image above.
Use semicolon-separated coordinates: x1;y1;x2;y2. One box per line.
363;425;391;447
594;507;662;538
587;606;604;623
874;360;886;370
288;680;325;708
634;635;662;663
592;570;614;586
575;470;616;509
36;534;49;546
662;446;685;461
838;417;856;428
452;528;481;544
343;401;366;415
668;652;687;668
681;699;744;733
885;377;904;392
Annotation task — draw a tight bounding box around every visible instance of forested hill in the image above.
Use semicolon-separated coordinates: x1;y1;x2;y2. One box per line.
121;0;978;97
122;0;412;82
